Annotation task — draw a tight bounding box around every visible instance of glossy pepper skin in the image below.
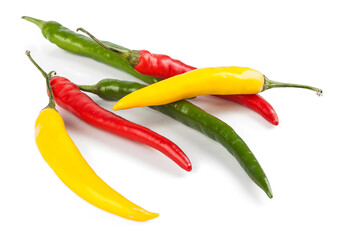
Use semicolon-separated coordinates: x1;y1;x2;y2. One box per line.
22;16;279;125
28;51;158;221
135;50;194;79
50;76;192;172
79;79;273;198
113;66;322;110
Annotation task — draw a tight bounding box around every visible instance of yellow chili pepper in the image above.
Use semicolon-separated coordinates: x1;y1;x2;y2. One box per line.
113;66;322;110
28;51;159;221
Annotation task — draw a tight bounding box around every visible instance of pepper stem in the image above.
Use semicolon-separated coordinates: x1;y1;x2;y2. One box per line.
21;16;46;30
26;50;56;109
263;76;323;96
76;27;140;67
77;84;98;94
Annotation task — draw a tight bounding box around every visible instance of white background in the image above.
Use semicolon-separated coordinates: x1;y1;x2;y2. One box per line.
1;0;336;239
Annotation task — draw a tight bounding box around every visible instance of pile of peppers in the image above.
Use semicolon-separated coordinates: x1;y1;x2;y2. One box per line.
23;16;322;221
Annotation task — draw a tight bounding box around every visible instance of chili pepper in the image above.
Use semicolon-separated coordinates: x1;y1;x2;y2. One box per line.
22;16;158;84
22;16;279;125
27;51;159;221
52;76;191;171
112;66;323;110
78;79;273;198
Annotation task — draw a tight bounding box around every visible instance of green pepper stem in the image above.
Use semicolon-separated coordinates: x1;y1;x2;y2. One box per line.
26;50;56;109
22;16;46;30
76;27;129;55
263;76;323;96
77;84;98;94
76;27;140;67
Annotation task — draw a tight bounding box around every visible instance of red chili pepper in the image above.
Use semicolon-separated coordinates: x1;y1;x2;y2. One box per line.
78;28;279;125
49;76;192;171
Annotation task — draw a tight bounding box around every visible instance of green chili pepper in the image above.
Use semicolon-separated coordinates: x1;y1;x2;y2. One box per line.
79;79;273;198
22;16;159;84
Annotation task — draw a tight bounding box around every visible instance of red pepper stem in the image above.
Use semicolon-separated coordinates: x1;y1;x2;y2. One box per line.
263;76;323;96
76;27;140;67
21;16;46;30
26;50;56;109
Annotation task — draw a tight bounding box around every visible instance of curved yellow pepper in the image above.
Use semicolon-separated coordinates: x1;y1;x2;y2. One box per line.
28;50;158;221
113;67;264;110
35;108;159;221
113;66;322;110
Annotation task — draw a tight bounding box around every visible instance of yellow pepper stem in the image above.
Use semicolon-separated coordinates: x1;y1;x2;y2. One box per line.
263;76;323;96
